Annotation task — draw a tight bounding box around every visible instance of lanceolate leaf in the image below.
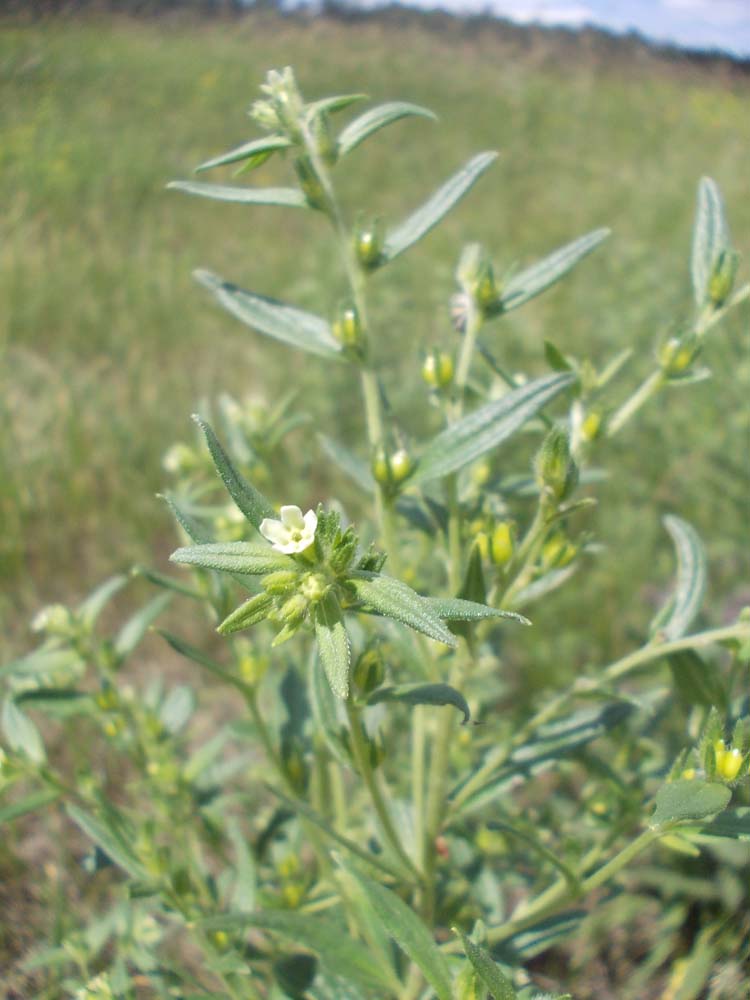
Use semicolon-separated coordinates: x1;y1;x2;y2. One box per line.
66;804;150;880
200;910;396;994
652;515;707;641
193;415;276;528
306;93;369;118
337;101;436;158
650;779;731;829
0;789;61;827
382;152;498;263
422;596;529;626
412;372;575;484
342;866;454;1000
167;181;308;208
218;593;274;635
171;542;293;576
1;698;45;764
309;652;351;766
77;574;129;626
194;270;343;360
194;135;292;173
0;647;83;680
367;682;472;724
455;930;517;1000
317;433;375;494
113;592;172;661
691;177;731;307
348;571;457;647
314;596;351;699
499;228;610;312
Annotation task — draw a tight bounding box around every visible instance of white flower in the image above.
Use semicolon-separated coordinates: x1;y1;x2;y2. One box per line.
260;505;317;554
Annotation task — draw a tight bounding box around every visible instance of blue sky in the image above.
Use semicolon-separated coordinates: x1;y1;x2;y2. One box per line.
339;0;750;57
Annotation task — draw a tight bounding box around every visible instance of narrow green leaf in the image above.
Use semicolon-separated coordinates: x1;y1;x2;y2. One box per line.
0;789;61;827
500;228;610;312
342;866;454;1000
314;597;351;700
158;629;246;691
455;929;517;999
513;565;578;608
337;101;436;158
218;593;274;635
66;804;149;880
195;135;292;173
317;434;374;494
652;515;707;641
193;415;276;528
160;685;195;734
131;565;203;600
226;819;257;914
167;180;308;208
171;541;293;576
309;652;351;766
423;596;529;626
349;571;457;647
77;574;129;627
194;270;343;360
201;910;395;994
368;682;472;724
160;491;211;543
113;592;172;661
412;372;575;484
0;647;83;680
691;177;731;307
699;807;750;839
2;698;45;764
306;93;368;117
668;650;726;710
383;151;498;263
650;780;731;829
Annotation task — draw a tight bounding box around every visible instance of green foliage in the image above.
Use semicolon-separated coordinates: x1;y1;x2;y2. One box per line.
2;55;750;1000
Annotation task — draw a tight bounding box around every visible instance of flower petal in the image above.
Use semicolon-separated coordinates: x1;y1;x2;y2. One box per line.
302;509;318;535
280;505;305;530
259;518;289;546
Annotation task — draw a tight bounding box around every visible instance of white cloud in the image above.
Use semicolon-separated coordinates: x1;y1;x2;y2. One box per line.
661;0;749;23
490;2;596;27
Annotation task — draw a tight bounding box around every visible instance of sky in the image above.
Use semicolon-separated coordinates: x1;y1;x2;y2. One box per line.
335;0;750;58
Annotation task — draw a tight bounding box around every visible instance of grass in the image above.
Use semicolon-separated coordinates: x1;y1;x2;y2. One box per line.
1;10;749;676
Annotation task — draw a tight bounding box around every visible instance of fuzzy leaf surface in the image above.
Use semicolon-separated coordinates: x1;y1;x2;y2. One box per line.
368;682;472;723
383;151;497;263
455;930;517;999
66;805;150;880
194;415;276;528
412;372;575;484
314;597;351;699
194;270;343;360
337;101;436;157
171;542;293;576
306;93;368;117
500;228;610;312
1;698;45;764
650;780;731;829
343;867;453;1000
423;596;529;626
218;593;274;635
349;571;457;647
168;180;308;208
0;647;83;680
194;135;292;173
113;592;172;661
652;515;707;641
691;176;731;306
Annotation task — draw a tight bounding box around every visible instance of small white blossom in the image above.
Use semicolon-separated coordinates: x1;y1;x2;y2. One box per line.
260;505;317;554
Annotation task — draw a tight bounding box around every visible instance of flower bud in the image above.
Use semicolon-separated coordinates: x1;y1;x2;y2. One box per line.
708;249;739;307
31;603;73;635
371;446;414;492
490;521;514;566
162;442;198;475
260;67;304;139
332;304;366;358
275;594;308;628
714;739;744;781
659;334;700;377
422;350;454;389
456;243;499;311
390;449;413;483
534;427;578;504
353;647;385;695
262;570;300;596
354;219;384;271
294;156;326;211
541;532;577;569
581;409;603;442
249;98;281;132
300;572;328;604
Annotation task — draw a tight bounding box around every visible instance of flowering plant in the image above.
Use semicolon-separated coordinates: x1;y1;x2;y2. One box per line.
2;67;750;998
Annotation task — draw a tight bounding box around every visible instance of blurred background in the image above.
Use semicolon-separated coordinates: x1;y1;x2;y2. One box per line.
1;0;749;670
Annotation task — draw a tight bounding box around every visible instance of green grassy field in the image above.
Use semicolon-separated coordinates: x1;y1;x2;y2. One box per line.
1;10;749;670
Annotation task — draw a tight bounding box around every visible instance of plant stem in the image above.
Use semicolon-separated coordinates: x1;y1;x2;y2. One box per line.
607;370;664;437
345;696;421;882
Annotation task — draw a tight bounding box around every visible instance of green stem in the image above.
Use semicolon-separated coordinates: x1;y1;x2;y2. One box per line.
607;370;664;438
603;622;750;683
345;696;421;883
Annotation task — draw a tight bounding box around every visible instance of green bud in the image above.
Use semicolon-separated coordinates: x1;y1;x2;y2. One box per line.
456;242;499;311
249;99;281;132
354;218;384;270
294;156;326;211
276;594;308;628
262;570;300;595
534;427;578;504
390;448;413;483
422;350;454;389
260;67;304;139
31;603;73;635
310;109;337;165
332;304;366;358
490;521;514;566
708;249;739;307
353;647;385;695
659;334;700;377
162;442;198;475
299;572;329;604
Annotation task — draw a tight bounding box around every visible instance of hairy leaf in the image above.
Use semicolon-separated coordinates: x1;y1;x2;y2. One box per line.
168;180;308;208
194;134;292;173
2;698;45;764
349;571;457;647
314;597;351;699
423;596;529;626
171;542;293;576
650;780;731;829
652;515;707;641
455;930;517;999
113;592;172;661
691;176;731;307
368;682;472;723
337;101;436;157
